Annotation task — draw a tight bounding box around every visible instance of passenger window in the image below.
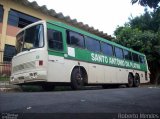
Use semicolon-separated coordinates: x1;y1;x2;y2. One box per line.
132;53;139;62
101;42;113;56
115;47;124;59
47;29;63;51
139;56;145;64
86;36;100;52
67;31;85;48
124;50;132;60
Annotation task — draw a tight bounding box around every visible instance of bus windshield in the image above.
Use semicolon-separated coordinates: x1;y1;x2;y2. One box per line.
16;24;44;53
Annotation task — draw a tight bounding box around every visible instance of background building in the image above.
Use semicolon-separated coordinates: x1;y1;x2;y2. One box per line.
0;0;112;63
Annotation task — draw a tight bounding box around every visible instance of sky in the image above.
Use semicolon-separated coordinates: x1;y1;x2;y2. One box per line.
28;0;146;36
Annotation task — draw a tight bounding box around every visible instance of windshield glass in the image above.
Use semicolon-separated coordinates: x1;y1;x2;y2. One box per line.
16;24;44;53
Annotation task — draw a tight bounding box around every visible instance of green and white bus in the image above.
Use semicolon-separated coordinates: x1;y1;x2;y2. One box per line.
10;20;150;90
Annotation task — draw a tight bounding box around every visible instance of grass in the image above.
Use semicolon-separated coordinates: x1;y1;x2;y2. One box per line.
0;77;10;81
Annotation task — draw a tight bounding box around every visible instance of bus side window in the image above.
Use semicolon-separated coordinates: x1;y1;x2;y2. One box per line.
47;29;63;51
67;31;85;48
85;36;100;52
132;53;139;62
124;50;132;61
139;56;145;64
101;42;113;56
115;47;124;59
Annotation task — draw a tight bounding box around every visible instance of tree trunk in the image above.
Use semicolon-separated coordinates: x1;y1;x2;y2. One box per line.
155;72;160;85
148;60;160;84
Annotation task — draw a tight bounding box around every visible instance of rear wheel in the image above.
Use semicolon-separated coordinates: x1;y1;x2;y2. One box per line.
133;74;140;87
71;68;84;90
127;73;134;87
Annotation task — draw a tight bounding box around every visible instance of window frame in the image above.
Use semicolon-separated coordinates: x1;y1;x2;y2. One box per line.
47;28;64;51
139;55;146;64
3;44;16;62
22;24;44;51
85;36;101;53
114;47;124;59
0;5;3;22
67;30;85;49
8;9;40;28
101;41;114;56
123;49;132;61
132;53;140;63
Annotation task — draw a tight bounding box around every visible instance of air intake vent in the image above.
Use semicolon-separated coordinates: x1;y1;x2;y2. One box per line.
13;61;36;73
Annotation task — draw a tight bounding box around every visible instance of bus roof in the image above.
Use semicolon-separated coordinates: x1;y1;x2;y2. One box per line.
47;20;145;56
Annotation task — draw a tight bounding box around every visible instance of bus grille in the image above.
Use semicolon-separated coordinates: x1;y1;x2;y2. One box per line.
12;61;36;73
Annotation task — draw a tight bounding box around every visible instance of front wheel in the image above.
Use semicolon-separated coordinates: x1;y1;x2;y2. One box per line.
71;68;84;90
127;74;134;87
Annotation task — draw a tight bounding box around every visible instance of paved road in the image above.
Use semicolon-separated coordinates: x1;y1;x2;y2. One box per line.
0;87;160;119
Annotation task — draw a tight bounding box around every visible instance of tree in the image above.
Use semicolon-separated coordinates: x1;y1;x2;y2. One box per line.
129;8;160;32
114;27;159;61
114;9;160;84
131;0;160;9
128;9;152;31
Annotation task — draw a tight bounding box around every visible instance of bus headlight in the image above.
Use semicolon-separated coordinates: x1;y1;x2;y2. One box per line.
10;76;14;82
29;72;38;79
33;72;38;78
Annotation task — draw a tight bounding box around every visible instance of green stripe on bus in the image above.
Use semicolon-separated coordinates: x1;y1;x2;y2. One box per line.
48;47;147;72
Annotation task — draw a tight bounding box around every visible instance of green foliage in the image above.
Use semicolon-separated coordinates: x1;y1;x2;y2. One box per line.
129;8;160;32
114;7;160;83
131;0;160;9
0;77;10;81
114;7;160;62
129;9;152;31
114;27;159;61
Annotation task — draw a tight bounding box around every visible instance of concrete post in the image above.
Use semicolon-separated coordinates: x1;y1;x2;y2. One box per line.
0;6;10;63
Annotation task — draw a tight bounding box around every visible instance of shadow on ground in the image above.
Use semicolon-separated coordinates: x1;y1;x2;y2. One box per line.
19;85;127;92
1;81;159;92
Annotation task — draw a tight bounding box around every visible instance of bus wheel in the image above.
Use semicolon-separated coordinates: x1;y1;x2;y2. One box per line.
42;84;55;91
127;73;134;87
133;74;140;87
71;68;84;90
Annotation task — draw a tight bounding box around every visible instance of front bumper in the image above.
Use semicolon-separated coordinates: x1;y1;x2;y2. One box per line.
10;70;47;85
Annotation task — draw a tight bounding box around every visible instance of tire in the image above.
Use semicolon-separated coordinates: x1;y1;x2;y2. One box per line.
127;73;134;87
133;74;140;87
42;84;55;91
71;68;84;90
